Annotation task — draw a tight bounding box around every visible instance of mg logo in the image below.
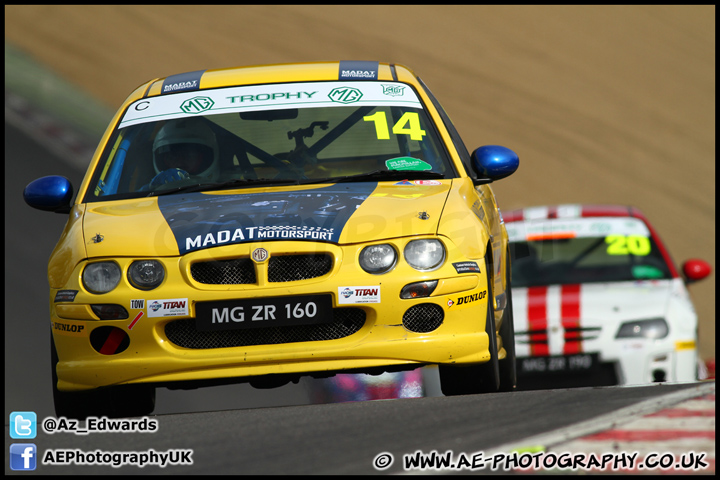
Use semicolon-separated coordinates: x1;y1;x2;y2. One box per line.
180;96;214;114
328;87;363;104
252;247;269;263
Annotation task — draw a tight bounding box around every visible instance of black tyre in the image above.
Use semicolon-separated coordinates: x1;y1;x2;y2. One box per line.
51;335;156;419
439;253;500;395
498;252;517;392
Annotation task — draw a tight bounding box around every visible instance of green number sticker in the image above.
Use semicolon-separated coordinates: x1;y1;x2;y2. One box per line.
605;235;651;256
385;157;432;171
632;265;664;279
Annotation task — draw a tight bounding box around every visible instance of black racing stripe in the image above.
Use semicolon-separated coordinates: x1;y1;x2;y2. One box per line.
142;81;160;98
390;64;398;82
157;182;379;254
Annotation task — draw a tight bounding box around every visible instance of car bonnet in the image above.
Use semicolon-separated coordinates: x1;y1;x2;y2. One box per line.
81;180;453;257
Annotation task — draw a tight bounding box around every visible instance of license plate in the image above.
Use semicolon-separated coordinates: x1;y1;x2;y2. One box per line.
518;353;599;375
195;294;333;331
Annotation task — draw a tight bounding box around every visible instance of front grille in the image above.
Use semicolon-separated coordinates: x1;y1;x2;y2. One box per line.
402;303;444;333
191;258;256;285
269;254;332;282
190;254;332;285
165;308;365;349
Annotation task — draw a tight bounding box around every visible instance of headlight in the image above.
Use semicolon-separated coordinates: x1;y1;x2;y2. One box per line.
616;318;669;339
404;239;445;271
359;244;397;274
128;260;165;290
82;262;122;294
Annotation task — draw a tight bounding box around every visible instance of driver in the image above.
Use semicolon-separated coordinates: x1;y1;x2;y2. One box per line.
147;119;220;189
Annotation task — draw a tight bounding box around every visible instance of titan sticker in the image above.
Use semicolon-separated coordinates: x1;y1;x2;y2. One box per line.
338;286;381;305
147;298;189;317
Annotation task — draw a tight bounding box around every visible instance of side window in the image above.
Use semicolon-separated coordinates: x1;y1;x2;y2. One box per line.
89;130;128;198
85;124;157;199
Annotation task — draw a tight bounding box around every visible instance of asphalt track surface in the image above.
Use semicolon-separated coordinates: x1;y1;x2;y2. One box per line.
4;99;714;475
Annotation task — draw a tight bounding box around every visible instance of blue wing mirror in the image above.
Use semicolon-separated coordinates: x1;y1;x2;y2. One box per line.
23;176;74;213
471;145;519;184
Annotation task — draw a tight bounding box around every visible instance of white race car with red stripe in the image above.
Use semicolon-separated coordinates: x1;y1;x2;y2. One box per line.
503;204;711;389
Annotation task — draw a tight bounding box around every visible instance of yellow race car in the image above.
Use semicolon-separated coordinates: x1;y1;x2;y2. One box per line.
23;61;519;418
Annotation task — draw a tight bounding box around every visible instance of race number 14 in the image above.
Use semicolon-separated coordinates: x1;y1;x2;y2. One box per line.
364;111;426;141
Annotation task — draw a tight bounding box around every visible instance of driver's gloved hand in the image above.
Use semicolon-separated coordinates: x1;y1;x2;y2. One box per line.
150;168;190;188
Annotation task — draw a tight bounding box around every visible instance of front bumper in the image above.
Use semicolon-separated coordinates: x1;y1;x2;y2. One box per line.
51;239;494;391
516;339;698;387
611;338;698;385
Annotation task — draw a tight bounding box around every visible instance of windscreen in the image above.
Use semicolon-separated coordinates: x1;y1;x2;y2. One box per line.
83;81;454;202
507;217;672;287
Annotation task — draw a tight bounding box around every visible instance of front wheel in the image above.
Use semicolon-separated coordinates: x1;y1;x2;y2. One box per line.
439;253;500;395
51;335;156;419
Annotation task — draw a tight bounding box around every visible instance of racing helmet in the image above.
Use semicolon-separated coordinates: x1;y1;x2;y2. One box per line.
152;119;220;181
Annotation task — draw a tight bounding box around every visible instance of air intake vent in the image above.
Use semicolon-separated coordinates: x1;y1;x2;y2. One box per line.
269;254;332;282
402;304;444;333
191;258;256;285
190;254;332;285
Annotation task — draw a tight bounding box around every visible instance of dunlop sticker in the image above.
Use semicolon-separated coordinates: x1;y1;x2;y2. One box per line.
446;289;487;309
51;320;87;337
